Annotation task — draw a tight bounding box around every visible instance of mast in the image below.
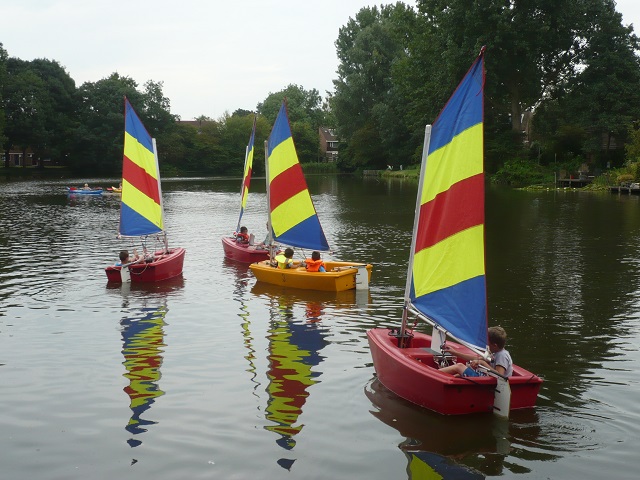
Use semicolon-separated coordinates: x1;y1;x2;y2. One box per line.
399;125;431;345
264;139;274;260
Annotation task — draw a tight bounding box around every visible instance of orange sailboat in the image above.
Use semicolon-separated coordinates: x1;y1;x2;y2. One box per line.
249;100;372;291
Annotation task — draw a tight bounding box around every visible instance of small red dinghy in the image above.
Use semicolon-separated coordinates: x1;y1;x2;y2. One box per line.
367;49;542;416
105;98;185;284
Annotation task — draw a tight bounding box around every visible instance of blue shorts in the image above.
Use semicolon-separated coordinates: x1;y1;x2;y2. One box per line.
462;367;484;377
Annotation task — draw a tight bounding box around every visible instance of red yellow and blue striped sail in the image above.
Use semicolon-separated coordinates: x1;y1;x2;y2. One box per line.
119;98;164;237
237;116;257;232
409;51;487;350
267;101;329;251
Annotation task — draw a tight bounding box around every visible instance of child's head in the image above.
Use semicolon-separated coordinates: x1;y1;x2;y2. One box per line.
284;247;294;259
119;250;129;262
311;251;321;261
488;326;507;351
240;226;248;234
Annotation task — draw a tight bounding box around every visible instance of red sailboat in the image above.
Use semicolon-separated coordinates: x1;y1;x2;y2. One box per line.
105;98;185;283
221;115;272;263
367;49;542;416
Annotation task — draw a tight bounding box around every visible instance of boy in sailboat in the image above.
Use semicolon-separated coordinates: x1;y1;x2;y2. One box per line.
304;251;326;272
116;249;141;266
439;326;513;378
275;248;301;269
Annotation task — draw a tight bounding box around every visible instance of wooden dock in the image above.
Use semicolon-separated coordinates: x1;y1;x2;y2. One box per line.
610;185;640;194
557;178;593;188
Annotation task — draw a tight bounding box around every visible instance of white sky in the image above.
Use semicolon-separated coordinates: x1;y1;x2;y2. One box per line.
2;0;639;120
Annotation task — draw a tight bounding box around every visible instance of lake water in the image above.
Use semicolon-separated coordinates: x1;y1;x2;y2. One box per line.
1;175;639;479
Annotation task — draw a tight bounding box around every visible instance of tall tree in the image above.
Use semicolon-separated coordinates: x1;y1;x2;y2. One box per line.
28;58;77;167
74;73;142;173
257;84;325;163
0;43;7;156
2;58;48;167
331;3;416;170
534;0;640;168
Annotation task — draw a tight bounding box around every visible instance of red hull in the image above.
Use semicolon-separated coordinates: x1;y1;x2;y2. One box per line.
221;236;270;263
105;247;186;283
367;328;542;415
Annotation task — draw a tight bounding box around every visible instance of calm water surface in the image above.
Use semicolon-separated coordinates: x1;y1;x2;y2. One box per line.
1;175;639;479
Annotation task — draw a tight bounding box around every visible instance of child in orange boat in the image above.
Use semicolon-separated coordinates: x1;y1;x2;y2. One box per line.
305;251;326;272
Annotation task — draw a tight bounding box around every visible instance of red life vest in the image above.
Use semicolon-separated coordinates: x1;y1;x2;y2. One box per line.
236;232;249;243
305;258;325;272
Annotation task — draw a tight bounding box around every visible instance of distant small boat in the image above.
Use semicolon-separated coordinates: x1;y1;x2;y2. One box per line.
221;115;271;264
107;186;122;194
66;187;103;195
105;97;185;284
249;100;372;291
367;49;542;416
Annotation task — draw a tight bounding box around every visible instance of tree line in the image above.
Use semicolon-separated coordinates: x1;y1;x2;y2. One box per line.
2;0;640;179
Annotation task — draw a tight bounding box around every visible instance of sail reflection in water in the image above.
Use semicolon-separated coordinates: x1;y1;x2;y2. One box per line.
262;293;329;471
365;378;552;478
120;305;167;448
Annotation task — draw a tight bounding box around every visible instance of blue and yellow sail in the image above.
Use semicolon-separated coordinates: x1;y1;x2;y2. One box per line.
410;50;487;350
237;116;256;232
267;101;329;251
119;98;164;237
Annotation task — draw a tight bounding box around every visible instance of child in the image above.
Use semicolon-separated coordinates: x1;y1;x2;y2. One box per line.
116;249;140;266
438;326;513;377
235;226;249;243
275;247;299;269
305;251;326;272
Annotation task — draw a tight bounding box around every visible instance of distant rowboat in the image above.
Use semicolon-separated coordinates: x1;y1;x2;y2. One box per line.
66;187;103;195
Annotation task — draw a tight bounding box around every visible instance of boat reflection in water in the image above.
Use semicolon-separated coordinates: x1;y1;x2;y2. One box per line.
365;378;550;478
120;304;168;448
108;280;184;449
252;283;331;471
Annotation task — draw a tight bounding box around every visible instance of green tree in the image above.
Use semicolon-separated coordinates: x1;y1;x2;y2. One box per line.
2;58;48;168
331;3;416;170
74;73;142;173
0;43;7;154
28;58;77;167
257;84;325;163
536;1;640;169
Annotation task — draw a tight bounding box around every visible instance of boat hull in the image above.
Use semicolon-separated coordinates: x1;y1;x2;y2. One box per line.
367;328;543;415
221;236;270;263
250;260;372;292
105;247;186;283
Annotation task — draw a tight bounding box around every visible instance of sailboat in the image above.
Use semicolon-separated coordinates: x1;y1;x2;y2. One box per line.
105;97;186;283
221;115;271;263
249;100;372;292
367;49;542;416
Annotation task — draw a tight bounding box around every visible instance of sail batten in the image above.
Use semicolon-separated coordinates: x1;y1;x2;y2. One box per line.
409;52;487;350
266;101;329;251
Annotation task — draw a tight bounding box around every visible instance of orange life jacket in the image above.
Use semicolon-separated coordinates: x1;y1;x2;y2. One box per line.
236;232;249;243
305;258;325;272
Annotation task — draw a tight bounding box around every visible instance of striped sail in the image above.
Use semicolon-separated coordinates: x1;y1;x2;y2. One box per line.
237;116;256;232
267;101;329;251
409;51;487;350
119;98;164;237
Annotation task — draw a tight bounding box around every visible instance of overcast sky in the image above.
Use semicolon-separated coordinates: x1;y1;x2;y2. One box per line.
2;0;639;120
